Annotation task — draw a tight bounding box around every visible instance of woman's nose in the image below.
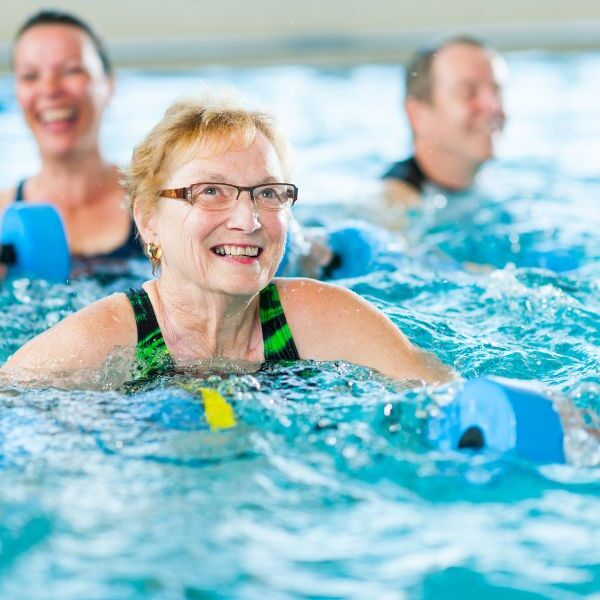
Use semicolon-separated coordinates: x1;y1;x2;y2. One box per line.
39;72;64;97
225;191;261;232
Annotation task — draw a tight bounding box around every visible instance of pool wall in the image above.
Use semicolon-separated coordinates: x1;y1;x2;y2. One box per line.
1;0;600;70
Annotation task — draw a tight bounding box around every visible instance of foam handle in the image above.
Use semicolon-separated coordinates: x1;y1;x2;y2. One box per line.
1;204;70;282
323;220;394;279
428;376;565;463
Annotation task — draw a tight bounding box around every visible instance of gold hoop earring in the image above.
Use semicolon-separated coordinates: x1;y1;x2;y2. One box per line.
146;241;163;262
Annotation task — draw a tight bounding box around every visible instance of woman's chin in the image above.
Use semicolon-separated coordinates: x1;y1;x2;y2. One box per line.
207;273;272;297
38;140;85;160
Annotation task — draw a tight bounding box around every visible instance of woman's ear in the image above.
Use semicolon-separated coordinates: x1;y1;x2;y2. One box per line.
133;199;158;245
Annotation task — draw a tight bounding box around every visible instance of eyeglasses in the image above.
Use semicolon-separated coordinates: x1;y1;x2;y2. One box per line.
160;182;298;211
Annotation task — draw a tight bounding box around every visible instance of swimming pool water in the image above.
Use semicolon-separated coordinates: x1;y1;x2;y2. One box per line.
0;54;599;598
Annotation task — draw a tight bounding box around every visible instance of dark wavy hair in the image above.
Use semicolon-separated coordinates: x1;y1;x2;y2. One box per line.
13;9;112;76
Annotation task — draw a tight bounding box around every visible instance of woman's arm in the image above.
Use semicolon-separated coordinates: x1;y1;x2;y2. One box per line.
1;293;137;381
278;278;455;384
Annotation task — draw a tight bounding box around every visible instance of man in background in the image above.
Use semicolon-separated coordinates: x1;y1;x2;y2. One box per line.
383;36;507;208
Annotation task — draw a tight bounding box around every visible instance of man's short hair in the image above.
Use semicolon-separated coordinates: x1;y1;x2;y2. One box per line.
405;36;488;102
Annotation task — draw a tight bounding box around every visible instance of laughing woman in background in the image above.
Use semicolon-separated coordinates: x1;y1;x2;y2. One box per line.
0;10;140;264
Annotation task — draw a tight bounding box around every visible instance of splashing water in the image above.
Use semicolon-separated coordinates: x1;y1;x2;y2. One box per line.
0;54;599;598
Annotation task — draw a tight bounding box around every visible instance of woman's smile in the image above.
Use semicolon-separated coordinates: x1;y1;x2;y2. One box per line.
36;105;79;133
211;243;263;262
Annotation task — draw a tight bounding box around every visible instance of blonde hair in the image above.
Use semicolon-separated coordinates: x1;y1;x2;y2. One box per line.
124;91;292;222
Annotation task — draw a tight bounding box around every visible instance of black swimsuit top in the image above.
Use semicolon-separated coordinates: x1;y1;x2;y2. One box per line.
381;156;428;193
14;179;142;260
125;283;300;378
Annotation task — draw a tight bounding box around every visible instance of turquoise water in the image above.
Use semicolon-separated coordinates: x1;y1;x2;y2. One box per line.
0;54;599;598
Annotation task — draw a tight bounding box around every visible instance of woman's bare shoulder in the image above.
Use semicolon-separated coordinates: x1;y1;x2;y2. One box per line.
273;277;453;384
275;276;352;303
275;277;372;318
274;277;380;350
2;292;137;377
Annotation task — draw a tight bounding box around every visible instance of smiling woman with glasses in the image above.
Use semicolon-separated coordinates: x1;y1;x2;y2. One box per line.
1;92;452;386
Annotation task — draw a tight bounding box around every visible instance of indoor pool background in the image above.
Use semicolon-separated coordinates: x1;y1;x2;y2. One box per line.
0;53;599;599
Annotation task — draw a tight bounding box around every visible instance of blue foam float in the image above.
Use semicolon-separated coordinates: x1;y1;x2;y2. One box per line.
428;376;565;463
278;219;398;280
322;220;396;279
1;204;70;282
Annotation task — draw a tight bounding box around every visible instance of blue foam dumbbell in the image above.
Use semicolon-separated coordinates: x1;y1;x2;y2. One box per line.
427;376;565;463
1;204;70;282
277;219;398;279
322;220;397;280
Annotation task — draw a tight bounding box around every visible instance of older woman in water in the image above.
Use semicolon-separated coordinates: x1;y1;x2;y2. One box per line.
2;94;451;384
0;10;139;262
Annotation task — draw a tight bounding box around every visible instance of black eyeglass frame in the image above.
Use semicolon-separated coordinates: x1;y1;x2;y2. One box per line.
159;182;298;209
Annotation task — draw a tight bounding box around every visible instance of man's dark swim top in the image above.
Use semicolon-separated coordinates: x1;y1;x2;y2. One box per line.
14;179;142;260
125;283;300;378
381;156;427;193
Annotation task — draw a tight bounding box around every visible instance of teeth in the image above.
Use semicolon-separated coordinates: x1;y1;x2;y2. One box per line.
40;108;75;123
214;245;259;257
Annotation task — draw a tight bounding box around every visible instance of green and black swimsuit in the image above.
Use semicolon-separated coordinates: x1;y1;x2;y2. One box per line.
125;282;299;378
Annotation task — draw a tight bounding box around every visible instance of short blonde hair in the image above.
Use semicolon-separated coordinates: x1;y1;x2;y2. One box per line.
124;91;292;222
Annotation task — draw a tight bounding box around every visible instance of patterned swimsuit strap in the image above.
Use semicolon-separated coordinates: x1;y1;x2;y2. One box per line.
125;287;173;376
259;282;300;361
125;282;299;373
